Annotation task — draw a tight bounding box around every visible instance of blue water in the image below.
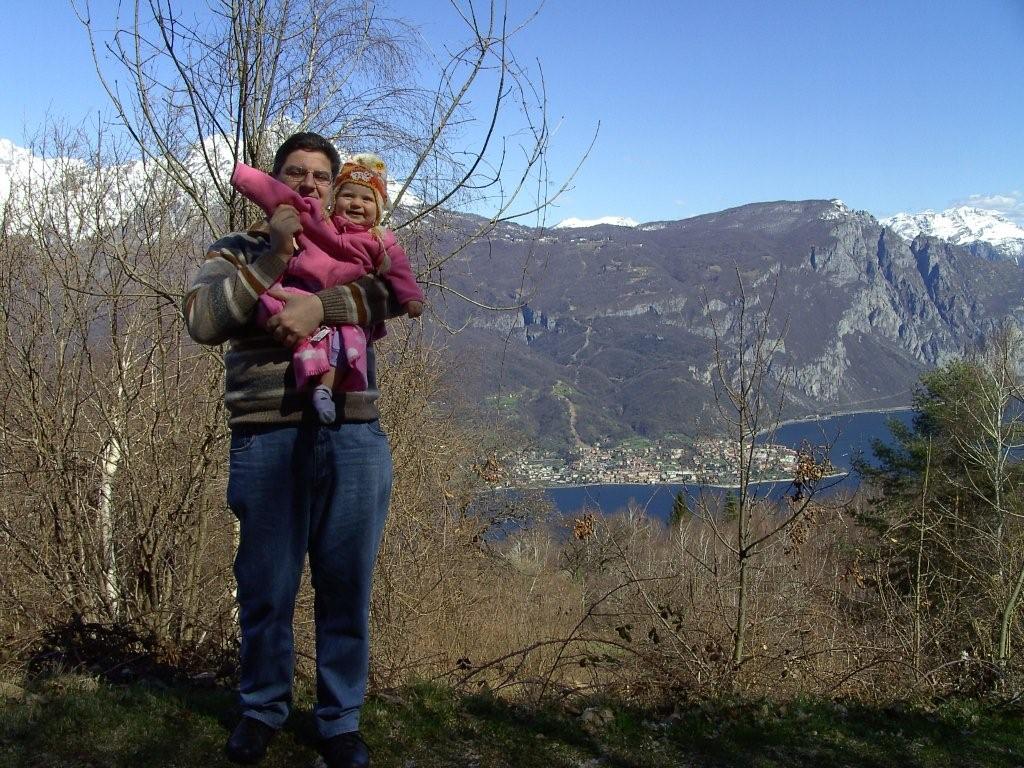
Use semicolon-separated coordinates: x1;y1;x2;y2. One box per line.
545;409;916;522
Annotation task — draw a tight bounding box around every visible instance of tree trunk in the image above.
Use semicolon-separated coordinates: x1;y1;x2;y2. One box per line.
913;440;931;675
97;432;122;619
998;558;1024;662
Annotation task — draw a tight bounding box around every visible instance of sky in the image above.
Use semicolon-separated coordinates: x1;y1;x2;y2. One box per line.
1;0;1022;225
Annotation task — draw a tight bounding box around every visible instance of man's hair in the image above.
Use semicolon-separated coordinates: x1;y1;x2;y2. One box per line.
272;132;342;178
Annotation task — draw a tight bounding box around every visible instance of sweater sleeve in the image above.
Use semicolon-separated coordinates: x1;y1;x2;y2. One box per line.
183;229;291;345
317;274;403;327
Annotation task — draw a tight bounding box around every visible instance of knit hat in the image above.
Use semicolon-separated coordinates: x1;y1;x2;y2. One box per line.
335;153;388;225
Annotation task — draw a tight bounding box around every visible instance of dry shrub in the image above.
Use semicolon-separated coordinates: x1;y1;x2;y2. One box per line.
0;128;237;673
366;327;585;690
438;491;977;706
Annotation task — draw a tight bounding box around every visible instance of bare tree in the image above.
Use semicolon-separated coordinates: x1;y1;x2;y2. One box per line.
696;270;837;669
74;0;578;276
76;0;419;232
0;124;232;646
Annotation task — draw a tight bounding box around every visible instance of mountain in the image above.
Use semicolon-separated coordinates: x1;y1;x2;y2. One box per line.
882;206;1024;264
0;138;51;204
554;216;639;229
0;137;418;243
4;138;1021;451
433;199;1024;450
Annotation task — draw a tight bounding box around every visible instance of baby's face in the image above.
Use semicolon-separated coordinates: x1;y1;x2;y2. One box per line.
334;182;378;226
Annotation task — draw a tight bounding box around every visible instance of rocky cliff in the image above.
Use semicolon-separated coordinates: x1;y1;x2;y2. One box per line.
421;199;1024;449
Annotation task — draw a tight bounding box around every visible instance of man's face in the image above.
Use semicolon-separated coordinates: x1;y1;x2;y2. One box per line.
275;149;334;201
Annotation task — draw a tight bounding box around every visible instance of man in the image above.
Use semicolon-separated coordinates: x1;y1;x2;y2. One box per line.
184;132;400;767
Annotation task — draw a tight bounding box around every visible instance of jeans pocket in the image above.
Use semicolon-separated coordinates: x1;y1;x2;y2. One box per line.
366;420;387;438
230;430;257;453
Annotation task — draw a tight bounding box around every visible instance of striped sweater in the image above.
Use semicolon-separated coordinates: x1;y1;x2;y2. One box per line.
183;224;399;426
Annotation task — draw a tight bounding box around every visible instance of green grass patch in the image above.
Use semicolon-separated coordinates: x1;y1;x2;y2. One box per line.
486;393;522;412
3;674;1024;767
551;382;578;398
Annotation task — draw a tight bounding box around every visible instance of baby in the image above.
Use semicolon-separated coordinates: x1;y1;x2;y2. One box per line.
231;153;424;423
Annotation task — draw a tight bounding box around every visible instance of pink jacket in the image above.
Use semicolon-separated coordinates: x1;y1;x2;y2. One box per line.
231;163;424;392
230;163;423;304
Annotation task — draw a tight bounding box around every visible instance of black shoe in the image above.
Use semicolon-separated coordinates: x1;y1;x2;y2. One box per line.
320;730;370;768
225;716;277;764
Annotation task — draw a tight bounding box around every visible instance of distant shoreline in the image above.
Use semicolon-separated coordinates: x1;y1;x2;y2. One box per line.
511;472;850;493
756;405;913;437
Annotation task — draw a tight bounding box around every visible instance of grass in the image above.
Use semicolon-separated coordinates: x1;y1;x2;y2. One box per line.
551;382;579;399
486;394;522;412
3;673;1024;767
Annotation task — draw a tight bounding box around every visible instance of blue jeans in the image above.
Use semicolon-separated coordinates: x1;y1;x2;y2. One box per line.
226;420;392;738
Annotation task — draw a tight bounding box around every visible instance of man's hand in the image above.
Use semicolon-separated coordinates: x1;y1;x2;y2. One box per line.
265;287;325;347
405;300;424;318
268;205;302;257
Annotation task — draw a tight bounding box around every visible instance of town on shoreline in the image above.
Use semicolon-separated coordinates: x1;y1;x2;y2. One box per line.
505;434;832;488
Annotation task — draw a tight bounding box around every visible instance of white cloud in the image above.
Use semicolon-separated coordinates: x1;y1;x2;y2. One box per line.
952;191;1024;226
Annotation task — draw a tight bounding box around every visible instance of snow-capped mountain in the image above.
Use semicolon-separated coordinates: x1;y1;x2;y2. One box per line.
1;133;433;268
0;138;56;205
553;215;639;229
0;137;189;235
0;135;423;223
882;206;1024;264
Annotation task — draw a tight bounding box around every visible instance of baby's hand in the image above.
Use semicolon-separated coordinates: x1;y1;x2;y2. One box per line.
405;300;424;318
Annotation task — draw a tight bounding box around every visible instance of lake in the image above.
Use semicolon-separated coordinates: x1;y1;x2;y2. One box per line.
544;409;916;522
